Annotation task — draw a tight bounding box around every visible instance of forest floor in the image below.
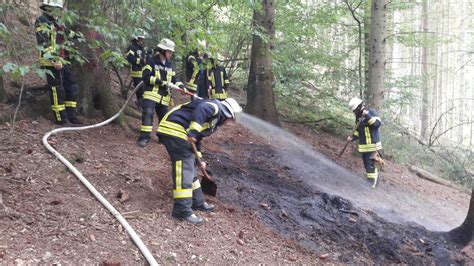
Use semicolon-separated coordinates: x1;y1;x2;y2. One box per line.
0;101;473;264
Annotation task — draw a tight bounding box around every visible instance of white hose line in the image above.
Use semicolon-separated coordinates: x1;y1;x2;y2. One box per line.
42;82;159;266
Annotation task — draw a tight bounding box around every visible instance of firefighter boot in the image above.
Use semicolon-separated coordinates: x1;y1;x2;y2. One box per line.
367;176;378;188
192;202;215;212
137;137;150;148
173;213;203;225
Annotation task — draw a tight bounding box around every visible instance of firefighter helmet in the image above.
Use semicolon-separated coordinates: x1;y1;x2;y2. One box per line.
348;97;363;111
157;38;175;52
221;98;243;119
41;0;64;9
133;29;147;40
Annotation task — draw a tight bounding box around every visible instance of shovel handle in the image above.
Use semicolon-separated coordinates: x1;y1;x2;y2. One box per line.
190;140;214;181
337;140;351;157
338;120;363;157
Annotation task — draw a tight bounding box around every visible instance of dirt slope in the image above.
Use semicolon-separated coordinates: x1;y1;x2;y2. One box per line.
0;114;472;264
0;118;318;264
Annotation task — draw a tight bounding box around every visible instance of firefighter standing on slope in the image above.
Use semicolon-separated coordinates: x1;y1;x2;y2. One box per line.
185;41;205;97
208;55;230;100
35;0;81;125
137;38;185;147
157;98;242;225
347;97;383;188
125;30;147;109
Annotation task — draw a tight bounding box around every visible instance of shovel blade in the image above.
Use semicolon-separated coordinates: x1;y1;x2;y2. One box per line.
201;173;217;196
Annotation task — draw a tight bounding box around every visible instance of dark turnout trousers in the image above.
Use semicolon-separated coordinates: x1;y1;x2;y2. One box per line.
160;136;205;218
362;152;378;182
138;99;168;142
45;65;79;123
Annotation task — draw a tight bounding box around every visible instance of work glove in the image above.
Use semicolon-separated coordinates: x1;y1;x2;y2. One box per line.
178;84;188;94
53;61;63;70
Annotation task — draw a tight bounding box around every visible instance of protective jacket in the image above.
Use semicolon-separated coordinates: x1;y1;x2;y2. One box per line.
142;55;183;106
157;99;228;145
208;64;229;99
126;41;145;78
185;53;202;92
352;108;382;153
35;12;70;67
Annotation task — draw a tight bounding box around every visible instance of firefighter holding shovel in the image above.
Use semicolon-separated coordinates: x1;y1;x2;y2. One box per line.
157;97;242;225
345;97;384;188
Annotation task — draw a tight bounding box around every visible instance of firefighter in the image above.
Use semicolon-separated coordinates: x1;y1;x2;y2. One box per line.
185;40;207;99
208;55;230;100
347;97;383;188
35;0;81;125
185;49;202;96
126;30;146;108
157;98;242;225
137;38;185;147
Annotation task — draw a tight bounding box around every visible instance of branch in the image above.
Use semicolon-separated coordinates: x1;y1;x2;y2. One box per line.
428;107;453;146
10;77;25;136
281;117;332;124
108;62;125;98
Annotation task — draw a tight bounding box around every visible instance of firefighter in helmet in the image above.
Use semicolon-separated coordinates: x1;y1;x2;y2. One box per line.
208;54;230;100
138;38;185;147
347;97;383;188
157;98;243;225
35;0;81;125
185;39;208;99
126;29;147;109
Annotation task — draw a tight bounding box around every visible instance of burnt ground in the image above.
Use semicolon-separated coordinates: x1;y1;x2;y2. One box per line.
209;128;469;264
0;111;472;264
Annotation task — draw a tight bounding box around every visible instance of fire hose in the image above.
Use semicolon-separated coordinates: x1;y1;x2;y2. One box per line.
42;81;159;266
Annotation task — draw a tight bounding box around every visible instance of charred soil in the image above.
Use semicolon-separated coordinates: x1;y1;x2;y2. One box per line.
0;115;472;264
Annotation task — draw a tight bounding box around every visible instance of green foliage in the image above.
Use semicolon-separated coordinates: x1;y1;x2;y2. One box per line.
1;63;29;80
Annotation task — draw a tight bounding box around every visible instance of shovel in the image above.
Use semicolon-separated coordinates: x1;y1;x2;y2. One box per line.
338;120;363;157
190;141;217;196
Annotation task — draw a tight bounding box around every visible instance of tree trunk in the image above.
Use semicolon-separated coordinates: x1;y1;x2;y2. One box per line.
0;76;7;103
363;0;371;98
420;0;429;140
450;187;474;245
367;0;387;113
246;0;280;126
68;1;123;123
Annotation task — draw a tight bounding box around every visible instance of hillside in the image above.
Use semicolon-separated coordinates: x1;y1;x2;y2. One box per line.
0;112;472;264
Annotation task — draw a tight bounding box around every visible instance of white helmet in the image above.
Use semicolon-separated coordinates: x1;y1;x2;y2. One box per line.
133;29;147;40
348;97;363;111
41;0;64;9
221;98;243;119
157;38;175;52
197;39;207;49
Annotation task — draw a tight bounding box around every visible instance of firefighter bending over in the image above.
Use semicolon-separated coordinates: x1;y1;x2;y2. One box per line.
157;98;242;225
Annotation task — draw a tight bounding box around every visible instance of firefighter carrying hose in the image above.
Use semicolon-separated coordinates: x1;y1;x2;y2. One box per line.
137;38;186;147
347;97;383;188
35;0;81;125
126;29;147;109
208;55;230;100
157;98;242;225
